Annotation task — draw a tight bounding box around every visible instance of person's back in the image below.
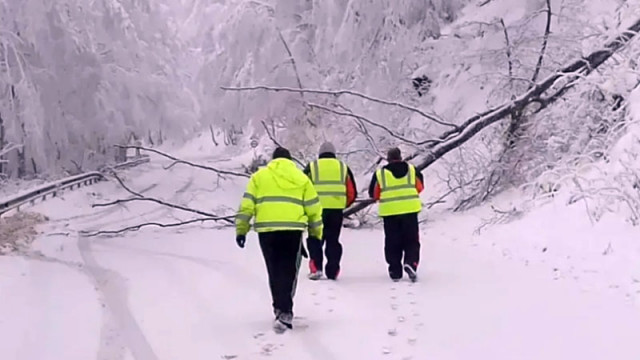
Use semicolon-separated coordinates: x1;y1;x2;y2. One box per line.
303;142;357;280
368;147;424;282
235;147;323;332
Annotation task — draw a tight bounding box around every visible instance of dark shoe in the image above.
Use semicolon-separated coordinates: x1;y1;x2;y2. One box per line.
325;265;340;280
403;264;417;282
277;312;293;329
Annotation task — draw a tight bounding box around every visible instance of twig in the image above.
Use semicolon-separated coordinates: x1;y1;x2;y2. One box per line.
530;0;552;85
0;143;22;157
499;18;514;93
209;125;219;146
307;103;441;146
260;120;305;167
220;85;456;128
114;145;248;178
80;217;233;237
277;29;304;98
102;173;234;223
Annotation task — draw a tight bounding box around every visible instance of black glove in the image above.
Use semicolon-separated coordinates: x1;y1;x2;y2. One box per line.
236;234;246;248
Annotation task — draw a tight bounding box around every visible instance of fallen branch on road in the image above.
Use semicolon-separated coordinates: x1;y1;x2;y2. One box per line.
343;17;640;217
80;217;233;237
115;144;249;178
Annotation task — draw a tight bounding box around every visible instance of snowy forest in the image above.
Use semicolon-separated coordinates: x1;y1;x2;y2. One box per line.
2;0;640;224
3;1;640;359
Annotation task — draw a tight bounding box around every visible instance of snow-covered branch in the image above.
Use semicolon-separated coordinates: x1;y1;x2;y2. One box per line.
306;103;441;147
220;85;455;128
114;145;249;178
0;143;22;158
530;0;553;85
80;217;232;237
344;17;640;217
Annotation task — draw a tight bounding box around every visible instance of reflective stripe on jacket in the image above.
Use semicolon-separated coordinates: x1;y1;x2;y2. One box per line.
375;164;422;217
236;158;323;238
309;158;347;209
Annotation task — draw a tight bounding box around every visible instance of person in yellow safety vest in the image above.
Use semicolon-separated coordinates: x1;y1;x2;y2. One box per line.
302;142;357;281
368;147;424;282
235;147;324;332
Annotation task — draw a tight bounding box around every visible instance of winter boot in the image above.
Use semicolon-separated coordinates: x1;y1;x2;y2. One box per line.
403;264;418;282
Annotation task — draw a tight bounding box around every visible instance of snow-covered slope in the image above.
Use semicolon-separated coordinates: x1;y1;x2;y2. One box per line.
1;140;639;359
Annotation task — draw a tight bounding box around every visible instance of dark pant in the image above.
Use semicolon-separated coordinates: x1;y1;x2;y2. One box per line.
382;212;420;279
307;209;343;278
258;230;303;315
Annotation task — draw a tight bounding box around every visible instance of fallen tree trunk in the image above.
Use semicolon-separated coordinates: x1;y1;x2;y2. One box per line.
343;18;640;217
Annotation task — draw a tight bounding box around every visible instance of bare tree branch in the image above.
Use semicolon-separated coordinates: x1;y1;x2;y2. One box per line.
499;18;514;86
100;172;235;224
306;102;441;147
530;0;552;85
220;85;456;128
80;217;232;237
114;144;249;178
344;17;640;217
260;120;305;167
277;28;305;98
0;142;22;158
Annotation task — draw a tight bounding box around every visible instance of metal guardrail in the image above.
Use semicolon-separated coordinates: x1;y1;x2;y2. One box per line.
0;155;150;216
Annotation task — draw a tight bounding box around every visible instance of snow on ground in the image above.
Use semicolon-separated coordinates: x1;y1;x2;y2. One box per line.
1;141;640;359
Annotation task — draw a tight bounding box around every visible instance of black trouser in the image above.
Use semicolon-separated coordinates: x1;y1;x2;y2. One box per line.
307;209;343;278
382;212;420;279
258;230;303;315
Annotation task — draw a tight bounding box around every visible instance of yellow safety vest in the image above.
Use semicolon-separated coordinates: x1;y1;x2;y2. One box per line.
309;158;348;209
375;165;422;217
235;158;324;239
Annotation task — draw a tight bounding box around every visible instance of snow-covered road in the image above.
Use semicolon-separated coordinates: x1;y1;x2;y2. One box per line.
2;157;640;360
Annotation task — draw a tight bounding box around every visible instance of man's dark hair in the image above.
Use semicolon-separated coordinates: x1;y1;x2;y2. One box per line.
272;147;292;160
387;147;402;162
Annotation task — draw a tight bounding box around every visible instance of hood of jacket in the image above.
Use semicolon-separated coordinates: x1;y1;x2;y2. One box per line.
383;161;409;179
265;158;309;189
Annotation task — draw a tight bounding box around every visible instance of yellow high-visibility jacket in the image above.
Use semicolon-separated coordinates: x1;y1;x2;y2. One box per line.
375;165;422;216
235;158;323;239
309;158;347;209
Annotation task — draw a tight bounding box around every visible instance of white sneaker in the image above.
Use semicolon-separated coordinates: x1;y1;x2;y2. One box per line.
308;271;323;280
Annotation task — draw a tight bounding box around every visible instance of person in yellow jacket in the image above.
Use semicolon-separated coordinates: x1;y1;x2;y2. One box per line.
235;147;323;332
368;147;424;282
302;142;357;280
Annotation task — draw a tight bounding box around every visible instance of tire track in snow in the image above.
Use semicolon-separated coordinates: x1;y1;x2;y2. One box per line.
72;174;198;360
79;236;160;360
94;242;337;360
16;249;130;360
